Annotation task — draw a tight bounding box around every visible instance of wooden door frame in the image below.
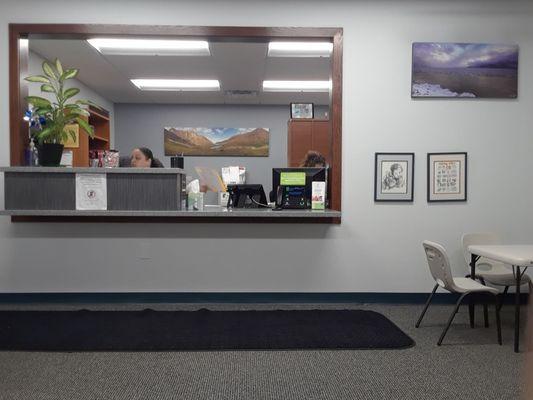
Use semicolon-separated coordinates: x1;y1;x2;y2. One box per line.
9;24;343;212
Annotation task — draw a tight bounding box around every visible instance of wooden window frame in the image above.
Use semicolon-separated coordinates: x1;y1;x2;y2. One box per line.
8;24;343;222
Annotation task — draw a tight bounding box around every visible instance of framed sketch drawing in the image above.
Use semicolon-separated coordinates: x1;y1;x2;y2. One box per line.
427;152;467;202
374;153;414;202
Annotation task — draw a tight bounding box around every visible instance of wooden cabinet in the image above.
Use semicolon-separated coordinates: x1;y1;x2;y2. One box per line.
68;107;110;167
287;119;331;167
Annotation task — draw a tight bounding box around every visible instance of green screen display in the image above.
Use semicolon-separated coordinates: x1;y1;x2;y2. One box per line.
280;172;306;186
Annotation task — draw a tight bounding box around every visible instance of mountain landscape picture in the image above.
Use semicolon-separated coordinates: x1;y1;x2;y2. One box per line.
412;43;518;98
164;127;269;156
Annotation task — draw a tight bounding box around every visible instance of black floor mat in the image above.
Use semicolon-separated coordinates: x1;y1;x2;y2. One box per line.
0;309;415;351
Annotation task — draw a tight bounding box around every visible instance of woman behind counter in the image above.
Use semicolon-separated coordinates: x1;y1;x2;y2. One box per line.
300;150;326;168
130;147;164;168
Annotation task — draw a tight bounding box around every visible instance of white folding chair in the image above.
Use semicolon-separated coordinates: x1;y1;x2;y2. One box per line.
416;241;502;346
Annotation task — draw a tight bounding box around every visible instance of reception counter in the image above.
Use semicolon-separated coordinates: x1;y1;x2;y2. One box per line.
0;167;341;223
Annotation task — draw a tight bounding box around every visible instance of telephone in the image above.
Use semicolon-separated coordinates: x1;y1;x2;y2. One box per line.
276;185;308;209
227;184;269;208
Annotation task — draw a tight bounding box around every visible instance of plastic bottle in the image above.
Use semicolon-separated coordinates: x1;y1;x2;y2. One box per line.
29;139;39;166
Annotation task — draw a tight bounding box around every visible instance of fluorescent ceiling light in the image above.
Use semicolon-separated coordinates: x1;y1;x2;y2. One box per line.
262;80;331;92
87;38;210;56
268;42;333;57
131;79;220;91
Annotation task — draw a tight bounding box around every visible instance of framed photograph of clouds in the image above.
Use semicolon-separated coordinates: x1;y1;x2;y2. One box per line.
374;153;414;202
411;43;518;98
427;152;467;202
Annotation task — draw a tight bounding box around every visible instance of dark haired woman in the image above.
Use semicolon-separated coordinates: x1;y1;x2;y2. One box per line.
130;147;164;168
300;150;326;168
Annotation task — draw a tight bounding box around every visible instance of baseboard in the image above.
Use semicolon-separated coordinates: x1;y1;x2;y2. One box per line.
0;292;529;305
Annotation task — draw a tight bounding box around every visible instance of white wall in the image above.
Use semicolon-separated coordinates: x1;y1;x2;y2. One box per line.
28;50;115;144
0;0;532;293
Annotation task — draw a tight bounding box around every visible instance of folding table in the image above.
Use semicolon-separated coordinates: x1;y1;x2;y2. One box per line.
468;245;533;352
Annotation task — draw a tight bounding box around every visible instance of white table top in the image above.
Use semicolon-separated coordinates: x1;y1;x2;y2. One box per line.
468;245;533;267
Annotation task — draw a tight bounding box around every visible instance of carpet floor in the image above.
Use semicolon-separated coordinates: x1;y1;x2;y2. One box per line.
0;302;527;400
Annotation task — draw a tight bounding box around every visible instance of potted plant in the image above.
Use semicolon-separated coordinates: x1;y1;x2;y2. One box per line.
25;58;100;166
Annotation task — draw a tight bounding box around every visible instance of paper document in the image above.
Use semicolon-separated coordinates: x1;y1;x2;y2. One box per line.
221;166;245;185
194;167;226;192
76;174;107;210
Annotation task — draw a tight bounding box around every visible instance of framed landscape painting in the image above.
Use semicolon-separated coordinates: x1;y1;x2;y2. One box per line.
412;42;518;98
374;153;414;202
164;127;269;157
427;152;467;202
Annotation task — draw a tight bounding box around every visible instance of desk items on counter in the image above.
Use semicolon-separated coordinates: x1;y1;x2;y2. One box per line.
89;150;119;168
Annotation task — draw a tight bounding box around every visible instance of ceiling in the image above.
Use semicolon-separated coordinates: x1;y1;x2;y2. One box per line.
29;38;331;106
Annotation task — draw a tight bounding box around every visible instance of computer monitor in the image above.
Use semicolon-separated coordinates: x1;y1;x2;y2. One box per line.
272;168;327;209
226;184;269;208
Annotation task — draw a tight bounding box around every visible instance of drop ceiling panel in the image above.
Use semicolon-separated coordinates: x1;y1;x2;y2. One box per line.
264;57;331;80
210;42;267;91
102;55;218;79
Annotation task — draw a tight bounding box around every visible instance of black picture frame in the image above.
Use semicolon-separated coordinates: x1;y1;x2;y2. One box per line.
290;103;314;119
427;152;468;202
374;152;415;202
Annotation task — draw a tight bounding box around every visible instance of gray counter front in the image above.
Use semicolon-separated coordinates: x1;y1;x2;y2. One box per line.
0;167;341;223
1;167;186;212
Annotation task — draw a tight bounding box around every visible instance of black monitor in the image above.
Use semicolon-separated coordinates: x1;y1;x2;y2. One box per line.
226;184;269;208
272;167;327;209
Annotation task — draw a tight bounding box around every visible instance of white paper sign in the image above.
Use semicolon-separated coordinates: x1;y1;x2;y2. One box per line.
60;149;73;167
76;174;107;210
221;166;246;185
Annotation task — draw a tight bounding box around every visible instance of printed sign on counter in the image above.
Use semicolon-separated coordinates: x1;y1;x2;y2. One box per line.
76;174;107;210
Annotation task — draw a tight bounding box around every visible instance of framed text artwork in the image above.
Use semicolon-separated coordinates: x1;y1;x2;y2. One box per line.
427;152;467;202
374;153;415;202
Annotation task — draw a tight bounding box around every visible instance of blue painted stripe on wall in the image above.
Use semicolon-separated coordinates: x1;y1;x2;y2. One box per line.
0;292;528;304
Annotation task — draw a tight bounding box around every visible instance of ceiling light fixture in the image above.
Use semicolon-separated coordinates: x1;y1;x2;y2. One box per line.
131;79;220;91
262;80;331;92
87;38;210;56
267;42;333;57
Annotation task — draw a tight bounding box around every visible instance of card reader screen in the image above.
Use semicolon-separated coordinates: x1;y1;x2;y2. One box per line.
280;172;306;186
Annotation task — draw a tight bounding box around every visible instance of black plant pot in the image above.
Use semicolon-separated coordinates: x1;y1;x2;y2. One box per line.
38;143;64;167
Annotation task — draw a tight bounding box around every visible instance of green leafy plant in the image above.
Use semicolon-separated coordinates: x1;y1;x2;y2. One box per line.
25;58;100;144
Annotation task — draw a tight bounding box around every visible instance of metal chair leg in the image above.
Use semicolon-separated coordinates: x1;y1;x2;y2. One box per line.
469;302;475;328
498;286;509;312
416;284;439;328
493;293;502;345
438;293;468;346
